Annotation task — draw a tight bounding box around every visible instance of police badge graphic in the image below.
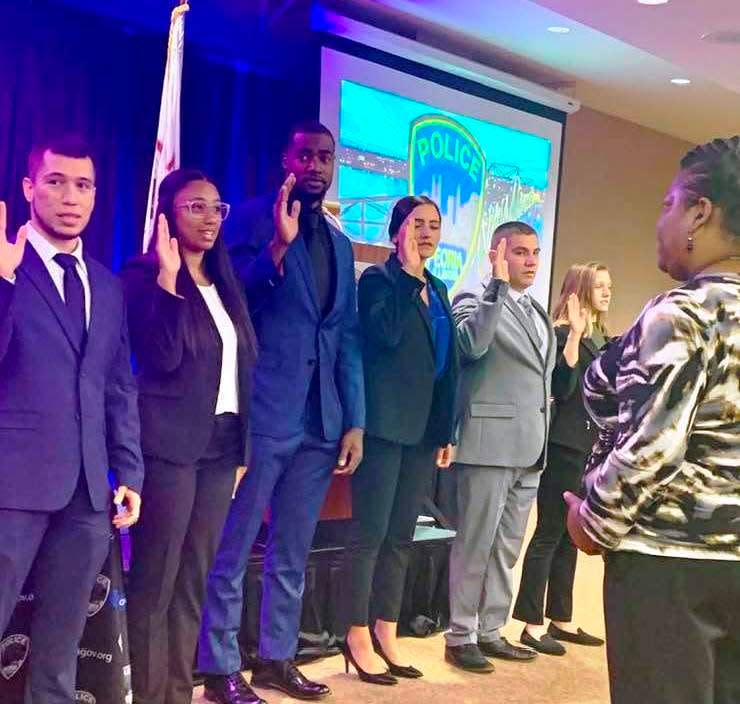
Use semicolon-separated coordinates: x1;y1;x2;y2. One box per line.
408;115;487;295
0;634;30;680
87;573;111;618
75;690;97;704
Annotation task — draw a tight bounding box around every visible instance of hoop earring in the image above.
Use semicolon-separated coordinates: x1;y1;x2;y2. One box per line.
687;234;695;252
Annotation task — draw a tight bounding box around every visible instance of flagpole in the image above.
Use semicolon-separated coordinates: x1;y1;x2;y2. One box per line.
141;1;190;251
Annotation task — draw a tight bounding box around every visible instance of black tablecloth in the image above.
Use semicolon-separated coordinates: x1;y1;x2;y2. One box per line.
0;532;132;704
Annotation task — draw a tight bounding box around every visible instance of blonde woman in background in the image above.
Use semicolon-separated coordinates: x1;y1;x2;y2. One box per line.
512;262;612;655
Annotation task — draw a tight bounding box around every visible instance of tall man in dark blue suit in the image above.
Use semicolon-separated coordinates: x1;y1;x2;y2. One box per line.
199;122;365;704
0;137;144;704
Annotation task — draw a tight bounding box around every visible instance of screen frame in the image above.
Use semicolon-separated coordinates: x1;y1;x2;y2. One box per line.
318;34;568;310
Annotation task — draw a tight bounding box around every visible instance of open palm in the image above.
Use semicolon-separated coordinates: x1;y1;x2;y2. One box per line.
0;201;27;280
155;213;181;277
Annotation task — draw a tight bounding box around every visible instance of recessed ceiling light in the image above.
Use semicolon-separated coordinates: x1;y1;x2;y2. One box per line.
638;0;670;5
670;78;691;85
547;26;570;34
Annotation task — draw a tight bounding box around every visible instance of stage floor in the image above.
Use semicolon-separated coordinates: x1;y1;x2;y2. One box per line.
192;508;610;704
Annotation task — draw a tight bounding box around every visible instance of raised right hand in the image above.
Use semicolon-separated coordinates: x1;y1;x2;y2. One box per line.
155;213;180;295
155;213;181;275
0;201;27;280
397;214;423;278
491;237;509;283
273;173;301;248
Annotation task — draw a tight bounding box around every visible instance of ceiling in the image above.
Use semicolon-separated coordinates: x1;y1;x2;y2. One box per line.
367;0;740;144
36;0;740;144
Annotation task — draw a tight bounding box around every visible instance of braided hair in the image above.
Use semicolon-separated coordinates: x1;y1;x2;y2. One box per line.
679;136;740;239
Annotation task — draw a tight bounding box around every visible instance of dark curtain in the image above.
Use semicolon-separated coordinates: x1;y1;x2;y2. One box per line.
0;0;318;270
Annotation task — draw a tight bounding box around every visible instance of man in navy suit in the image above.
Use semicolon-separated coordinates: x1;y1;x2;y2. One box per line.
0;136;144;704
199;121;365;704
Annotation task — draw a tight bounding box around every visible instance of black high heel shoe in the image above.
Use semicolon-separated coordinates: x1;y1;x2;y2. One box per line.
371;631;424;678
341;641;398;686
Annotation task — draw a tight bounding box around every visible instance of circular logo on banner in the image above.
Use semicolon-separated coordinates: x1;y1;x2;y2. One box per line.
87;574;111;618
75;690;97;704
408;114;487;295
0;634;30;680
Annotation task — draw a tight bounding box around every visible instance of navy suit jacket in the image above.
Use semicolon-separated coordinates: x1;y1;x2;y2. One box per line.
0;243;144;512
225;194;364;442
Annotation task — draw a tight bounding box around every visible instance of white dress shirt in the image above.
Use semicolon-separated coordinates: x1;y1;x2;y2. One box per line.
25;222;92;327
197;284;240;415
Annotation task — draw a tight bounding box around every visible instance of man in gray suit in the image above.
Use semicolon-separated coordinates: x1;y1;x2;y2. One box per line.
444;221;556;673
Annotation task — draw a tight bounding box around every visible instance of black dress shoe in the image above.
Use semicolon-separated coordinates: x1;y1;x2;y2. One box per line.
251;658;331;700
341;641;398;685
444;644;495;673
203;673;266;704
520;629;566;656
371;631;423;678
478;637;538;661
548;623;605;646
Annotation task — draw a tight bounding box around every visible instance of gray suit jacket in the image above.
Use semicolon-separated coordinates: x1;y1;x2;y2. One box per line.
453;278;556;469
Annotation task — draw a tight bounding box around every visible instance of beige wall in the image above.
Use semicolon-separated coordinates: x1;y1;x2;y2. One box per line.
553;106;692;333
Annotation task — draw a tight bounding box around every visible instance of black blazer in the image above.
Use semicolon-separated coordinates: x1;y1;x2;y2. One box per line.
122;255;254;466
358;254;459;446
549;325;604;454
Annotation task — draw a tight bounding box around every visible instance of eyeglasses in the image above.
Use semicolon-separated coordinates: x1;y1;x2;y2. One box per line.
175;200;231;220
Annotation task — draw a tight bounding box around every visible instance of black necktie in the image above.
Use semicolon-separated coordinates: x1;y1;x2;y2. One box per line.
303;212;331;315
54;253;87;347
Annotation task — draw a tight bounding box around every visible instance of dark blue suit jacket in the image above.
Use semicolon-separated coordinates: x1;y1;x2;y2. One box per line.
0;243;144;512
225;194;364;442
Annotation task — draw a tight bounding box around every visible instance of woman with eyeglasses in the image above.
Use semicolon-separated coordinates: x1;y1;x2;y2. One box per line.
122;169;257;704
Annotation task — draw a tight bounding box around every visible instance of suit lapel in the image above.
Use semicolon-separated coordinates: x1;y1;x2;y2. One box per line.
320;222;344;320
505;295;544;364
20;245;82;355
84;255;101;357
532;297;555;366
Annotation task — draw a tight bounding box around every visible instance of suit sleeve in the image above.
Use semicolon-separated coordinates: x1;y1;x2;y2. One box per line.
122;261;187;375
453;278;509;362
357;266;424;349
0;277;15;363
226;204;284;312
551;326;580;401
336;244;365;431
106;293;145;493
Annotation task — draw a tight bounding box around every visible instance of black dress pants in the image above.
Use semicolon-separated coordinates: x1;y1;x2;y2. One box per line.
513;444;584;624
344;435;437;627
127;414;242;704
604;551;740;704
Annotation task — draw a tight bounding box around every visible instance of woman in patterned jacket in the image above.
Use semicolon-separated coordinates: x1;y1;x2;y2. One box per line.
565;137;740;704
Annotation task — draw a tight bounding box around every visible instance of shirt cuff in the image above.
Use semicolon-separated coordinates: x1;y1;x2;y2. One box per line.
1;275;16;284
579;495;621;550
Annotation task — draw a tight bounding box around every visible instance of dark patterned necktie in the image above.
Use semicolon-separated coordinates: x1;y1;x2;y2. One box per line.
54;253;87;347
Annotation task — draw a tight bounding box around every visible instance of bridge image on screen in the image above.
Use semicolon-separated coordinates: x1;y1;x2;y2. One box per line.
336;80;552;295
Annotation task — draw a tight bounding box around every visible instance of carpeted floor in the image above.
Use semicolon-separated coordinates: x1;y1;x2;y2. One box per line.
192;511;610;704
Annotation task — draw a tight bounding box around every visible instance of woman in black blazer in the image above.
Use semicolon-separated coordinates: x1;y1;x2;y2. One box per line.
342;195;459;685
512;262;611;655
122;169;257;704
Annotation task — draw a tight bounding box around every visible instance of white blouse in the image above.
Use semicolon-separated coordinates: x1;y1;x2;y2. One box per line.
197;284;239;415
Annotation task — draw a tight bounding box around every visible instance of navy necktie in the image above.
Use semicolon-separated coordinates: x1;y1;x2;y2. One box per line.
54;253;87;347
